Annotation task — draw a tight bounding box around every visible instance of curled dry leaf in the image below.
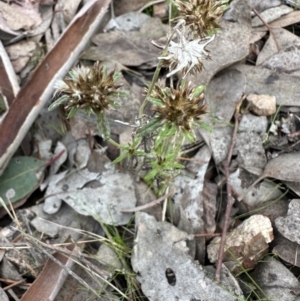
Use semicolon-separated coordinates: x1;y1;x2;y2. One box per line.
20;245;77;301
0;1;42;31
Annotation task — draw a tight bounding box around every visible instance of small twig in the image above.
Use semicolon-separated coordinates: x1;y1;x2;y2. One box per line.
252;8;280;52
44;149;65;168
3;279;30;291
278;139;300;155
288;129;300;139
214;96;245;283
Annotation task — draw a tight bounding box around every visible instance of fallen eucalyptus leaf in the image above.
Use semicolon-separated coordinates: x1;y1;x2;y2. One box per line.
233;65;300;106
250;0;281;12
83;17;167;68
275;199;300;244
132;212;242;301
262;43;300;73
252;5;293;27
257;28;300;65
206;69;246;122
238;152;300;201
250;256;300;301
60;171;136;225
104;12;149;32
272;232;300;267
0;156;44;207
229;168;282;207
43;169;98;214
172;145;211;262
190;0;251;85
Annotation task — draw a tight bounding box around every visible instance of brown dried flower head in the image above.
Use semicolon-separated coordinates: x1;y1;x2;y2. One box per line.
49;62;124;139
174;0;224;38
148;82;207;139
49;61;122;118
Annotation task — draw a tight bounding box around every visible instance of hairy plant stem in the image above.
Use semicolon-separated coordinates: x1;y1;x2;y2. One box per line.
139;30;177;118
108;137;122;148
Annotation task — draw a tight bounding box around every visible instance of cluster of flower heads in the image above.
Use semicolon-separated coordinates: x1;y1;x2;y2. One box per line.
156;0;224;79
140;0;223;139
48;0;224;191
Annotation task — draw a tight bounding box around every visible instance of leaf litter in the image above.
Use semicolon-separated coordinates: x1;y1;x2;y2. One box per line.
0;0;300;300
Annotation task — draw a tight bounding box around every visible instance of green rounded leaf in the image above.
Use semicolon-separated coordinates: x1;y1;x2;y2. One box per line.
0;157;44;207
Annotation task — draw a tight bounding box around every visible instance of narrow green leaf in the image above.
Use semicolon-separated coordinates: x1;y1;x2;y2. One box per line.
197;121;212;132
193;85;206;97
48;96;69;111
67;106;78;119
112;152;129;164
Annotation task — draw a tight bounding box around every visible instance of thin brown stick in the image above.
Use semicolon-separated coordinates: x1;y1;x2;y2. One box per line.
3;279;30;290
214;96;245;283
288;130;300;139
252;8;280;52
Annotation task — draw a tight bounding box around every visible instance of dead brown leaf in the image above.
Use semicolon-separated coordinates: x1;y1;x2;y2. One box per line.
0;1;42;31
189;0;251;85
273;232;300;267
257;28;300;65
113;0;151;15
83;17;167;67
255;10;300;31
5;40;37;73
275;199;300;244
262;43;300;73
233;64;300;106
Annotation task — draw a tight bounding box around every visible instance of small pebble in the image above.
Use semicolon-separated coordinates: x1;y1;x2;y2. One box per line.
247;94;276;116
